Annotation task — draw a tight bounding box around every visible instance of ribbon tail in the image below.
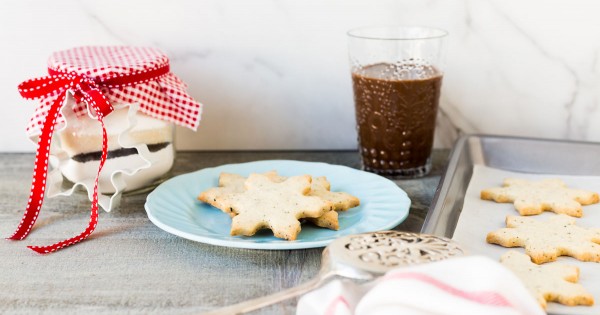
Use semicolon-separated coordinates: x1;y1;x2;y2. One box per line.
8;93;66;240
25;96;109;254
27;208;98;254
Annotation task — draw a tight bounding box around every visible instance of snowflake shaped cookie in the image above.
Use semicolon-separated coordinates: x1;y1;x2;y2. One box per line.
487;214;600;264
481;178;599;217
309;176;360;211
220;174;334;240
198;171;280;216
501;251;594;308
198;171;359;231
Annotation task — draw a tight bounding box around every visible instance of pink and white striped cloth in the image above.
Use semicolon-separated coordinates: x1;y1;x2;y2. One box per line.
296;256;545;315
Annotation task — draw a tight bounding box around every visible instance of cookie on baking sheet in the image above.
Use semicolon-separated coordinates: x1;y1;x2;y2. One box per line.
487;214;600;264
501;251;594;309
481;178;599;217
222;174;334;240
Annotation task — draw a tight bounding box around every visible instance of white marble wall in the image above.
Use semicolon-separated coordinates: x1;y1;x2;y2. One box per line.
2;0;600;151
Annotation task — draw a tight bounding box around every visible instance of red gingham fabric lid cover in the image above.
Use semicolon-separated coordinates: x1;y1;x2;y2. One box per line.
26;46;202;136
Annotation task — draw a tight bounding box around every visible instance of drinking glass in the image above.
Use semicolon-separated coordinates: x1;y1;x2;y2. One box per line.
348;26;447;178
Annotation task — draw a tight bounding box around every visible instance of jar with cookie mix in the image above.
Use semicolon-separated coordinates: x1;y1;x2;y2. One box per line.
9;46;202;254
22;46;203;211
10;46;202;253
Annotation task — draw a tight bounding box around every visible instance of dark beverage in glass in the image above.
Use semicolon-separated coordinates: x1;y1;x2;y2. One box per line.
352;63;442;176
348;26;447;178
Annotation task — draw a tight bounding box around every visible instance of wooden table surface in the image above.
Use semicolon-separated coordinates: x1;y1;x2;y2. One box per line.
0;150;448;314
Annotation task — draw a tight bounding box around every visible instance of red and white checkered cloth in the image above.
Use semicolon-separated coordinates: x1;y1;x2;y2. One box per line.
26;46;202;136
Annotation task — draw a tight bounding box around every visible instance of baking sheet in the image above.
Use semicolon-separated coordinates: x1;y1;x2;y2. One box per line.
423;135;600;239
453;165;600;315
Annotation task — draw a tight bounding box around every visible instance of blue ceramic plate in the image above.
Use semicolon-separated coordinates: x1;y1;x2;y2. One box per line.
145;160;410;250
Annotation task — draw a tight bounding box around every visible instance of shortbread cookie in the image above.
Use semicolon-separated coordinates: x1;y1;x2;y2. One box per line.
218;171;279;190
306;210;339;230
198;171;279;216
221;174;334;240
481;178;599;217
310;176;360;211
259;174;359;230
487;214;600;264
501;251;594;309
197;173;250;214
220;173;359;211
199;171;359;230
251;173;359;212
199;171;339;230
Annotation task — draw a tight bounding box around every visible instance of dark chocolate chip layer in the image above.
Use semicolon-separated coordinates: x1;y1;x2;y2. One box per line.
71;142;171;163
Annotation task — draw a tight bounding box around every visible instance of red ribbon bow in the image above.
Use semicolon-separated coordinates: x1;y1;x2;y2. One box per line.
11;65;169;254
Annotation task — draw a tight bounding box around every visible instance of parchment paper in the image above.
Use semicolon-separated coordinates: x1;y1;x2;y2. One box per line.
453;165;600;315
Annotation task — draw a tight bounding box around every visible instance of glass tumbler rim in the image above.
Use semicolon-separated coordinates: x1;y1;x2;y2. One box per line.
347;25;448;41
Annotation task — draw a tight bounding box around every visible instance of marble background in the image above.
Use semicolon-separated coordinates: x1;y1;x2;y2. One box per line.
1;0;600;151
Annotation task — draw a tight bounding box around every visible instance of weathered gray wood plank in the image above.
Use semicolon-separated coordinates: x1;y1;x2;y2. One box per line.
0;150;448;314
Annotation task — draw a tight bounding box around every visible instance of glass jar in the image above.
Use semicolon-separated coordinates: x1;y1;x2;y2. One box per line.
57;107;175;194
24;46;202;211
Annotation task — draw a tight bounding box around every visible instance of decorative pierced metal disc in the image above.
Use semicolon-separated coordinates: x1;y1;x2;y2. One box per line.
328;231;464;275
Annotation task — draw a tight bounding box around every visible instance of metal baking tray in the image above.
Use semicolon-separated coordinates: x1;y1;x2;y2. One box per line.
422;134;600;237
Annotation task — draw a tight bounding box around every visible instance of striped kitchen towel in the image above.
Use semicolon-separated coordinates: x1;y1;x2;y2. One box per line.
296;256;544;315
